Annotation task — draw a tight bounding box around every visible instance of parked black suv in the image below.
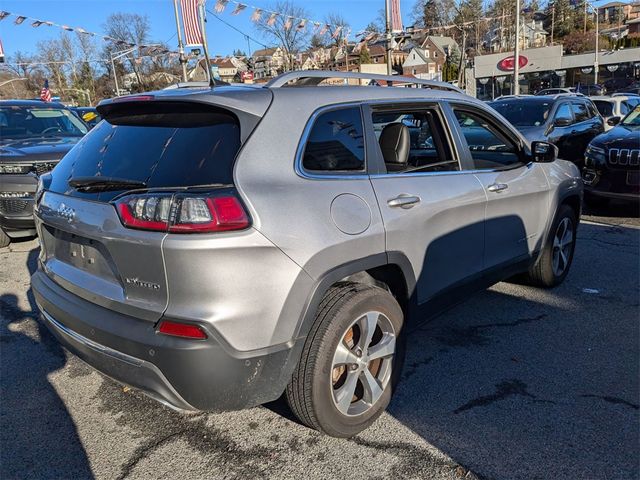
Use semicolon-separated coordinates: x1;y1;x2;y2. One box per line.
582;104;640;205
489;95;604;166
0;100;88;247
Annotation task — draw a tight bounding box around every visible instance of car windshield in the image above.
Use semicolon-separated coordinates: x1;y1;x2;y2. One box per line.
0;105;88;139
621;105;640;128
489;100;551;127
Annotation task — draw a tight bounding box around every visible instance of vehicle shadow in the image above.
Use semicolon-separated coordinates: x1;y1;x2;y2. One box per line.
0;247;94;480
387;221;639;479
583;199;639;219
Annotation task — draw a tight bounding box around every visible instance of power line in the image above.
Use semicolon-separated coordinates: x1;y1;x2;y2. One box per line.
206;10;269;51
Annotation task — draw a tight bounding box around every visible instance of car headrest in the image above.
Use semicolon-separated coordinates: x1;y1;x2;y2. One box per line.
379;123;410;169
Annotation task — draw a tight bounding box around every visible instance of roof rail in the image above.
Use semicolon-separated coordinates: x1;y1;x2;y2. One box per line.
163;80;230;90
264;70;463;93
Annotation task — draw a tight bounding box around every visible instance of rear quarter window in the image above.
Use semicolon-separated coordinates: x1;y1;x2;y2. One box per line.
301;107;365;173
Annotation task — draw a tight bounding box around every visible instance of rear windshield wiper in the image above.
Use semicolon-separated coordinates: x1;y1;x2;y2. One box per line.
68;176;147;192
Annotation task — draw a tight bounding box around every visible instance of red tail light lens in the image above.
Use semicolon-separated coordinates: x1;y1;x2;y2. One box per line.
114;190;250;233
157;320;207;339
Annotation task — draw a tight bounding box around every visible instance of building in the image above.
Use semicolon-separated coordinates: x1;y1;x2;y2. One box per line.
598;1;634;24
402;47;439;79
251;47;285;80
470;45;640;99
188;56;248;83
628;17;640;36
420;36;458;71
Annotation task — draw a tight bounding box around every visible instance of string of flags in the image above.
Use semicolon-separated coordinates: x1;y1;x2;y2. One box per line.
0;10;180;58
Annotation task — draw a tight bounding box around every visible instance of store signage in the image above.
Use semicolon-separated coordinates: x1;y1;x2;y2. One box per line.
479;77;489;84
241;71;254;82
497;55;528;71
581;67;593;74
607;65;619;72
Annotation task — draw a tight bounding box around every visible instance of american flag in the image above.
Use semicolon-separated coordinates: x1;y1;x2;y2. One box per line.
180;0;204;46
0;39;4;64
40;79;52;102
390;0;403;33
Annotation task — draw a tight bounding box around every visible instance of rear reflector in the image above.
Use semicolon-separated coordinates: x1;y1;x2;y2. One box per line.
114;190;250;233
158;320;207;339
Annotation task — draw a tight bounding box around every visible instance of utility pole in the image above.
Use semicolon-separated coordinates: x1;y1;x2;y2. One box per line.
173;0;188;82
594;5;599;84
514;0;521;94
584;0;587;34
385;0;393;75
551;4;555;45
198;0;214;85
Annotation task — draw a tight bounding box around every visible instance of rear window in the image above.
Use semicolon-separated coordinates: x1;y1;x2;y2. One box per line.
49;102;240;201
593;101;613;117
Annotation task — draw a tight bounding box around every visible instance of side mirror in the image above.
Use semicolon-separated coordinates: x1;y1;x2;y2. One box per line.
531;141;558;163
607;116;622;127
554;117;572;127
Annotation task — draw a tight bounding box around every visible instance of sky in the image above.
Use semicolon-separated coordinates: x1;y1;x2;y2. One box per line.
0;0;404;59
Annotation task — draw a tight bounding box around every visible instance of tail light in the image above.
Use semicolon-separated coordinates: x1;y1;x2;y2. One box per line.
157;320;207;339
114;190;250;233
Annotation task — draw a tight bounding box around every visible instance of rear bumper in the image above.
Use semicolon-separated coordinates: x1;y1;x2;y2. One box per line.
32;269;301;411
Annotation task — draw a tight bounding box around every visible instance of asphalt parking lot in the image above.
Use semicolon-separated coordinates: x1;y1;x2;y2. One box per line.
1;202;638;480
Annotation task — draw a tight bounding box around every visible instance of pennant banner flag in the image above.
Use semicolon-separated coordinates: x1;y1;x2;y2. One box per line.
296;18;306;31
214;0;229;13
283;16;292;31
0;11;9;21
14;16;26;25
331;25;342;39
31;20;44;27
266;12;278;26
180;0;204;46
250;8;262;22
231;3;246;15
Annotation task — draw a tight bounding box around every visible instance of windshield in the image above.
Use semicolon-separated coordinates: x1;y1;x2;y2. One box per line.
621;105;640;128
489;100;551;127
0;105;88;139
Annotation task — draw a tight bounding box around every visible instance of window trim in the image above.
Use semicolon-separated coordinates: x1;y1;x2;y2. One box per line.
365;100;464;177
295;103;369;180
448;103;530;172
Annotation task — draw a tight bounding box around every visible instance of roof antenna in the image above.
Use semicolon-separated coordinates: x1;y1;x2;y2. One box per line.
197;0;216;87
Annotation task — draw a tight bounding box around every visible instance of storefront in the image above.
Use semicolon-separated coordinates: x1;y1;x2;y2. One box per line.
471;45;640;100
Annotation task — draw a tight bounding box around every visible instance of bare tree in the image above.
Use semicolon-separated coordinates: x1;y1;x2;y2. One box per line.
323;13;350;47
256;1;311;71
103;13;151;89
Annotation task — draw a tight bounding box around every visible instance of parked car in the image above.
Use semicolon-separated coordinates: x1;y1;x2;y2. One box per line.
535;87;576;95
591;95;640;131
31;71;582;437
71;106;102;129
0;100;88;247
582;104;640;205
576;84;604;96
603;77;636;94
489;94;604;166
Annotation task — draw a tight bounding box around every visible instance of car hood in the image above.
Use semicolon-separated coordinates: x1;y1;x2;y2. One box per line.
515;125;547;143
0;136;81;164
589;125;640;150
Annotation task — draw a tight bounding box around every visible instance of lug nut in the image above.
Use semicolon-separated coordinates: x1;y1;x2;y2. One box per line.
351;364;358;371
356;348;362;357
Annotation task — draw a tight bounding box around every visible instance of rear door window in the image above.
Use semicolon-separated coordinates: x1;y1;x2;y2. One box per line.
594;100;614;117
49;102;241;201
302;107;365;173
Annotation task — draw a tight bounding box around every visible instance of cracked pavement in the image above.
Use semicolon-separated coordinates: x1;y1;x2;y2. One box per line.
1;204;638;480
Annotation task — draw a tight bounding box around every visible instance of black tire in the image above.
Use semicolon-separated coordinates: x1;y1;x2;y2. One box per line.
286;282;405;437
0;228;10;249
523;204;577;288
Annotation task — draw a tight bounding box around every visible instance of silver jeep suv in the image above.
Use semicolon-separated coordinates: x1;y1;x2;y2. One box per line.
31;71;582;437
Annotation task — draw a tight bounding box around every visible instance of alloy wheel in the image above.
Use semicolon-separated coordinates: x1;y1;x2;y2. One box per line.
330;311;396;416
552;217;574;276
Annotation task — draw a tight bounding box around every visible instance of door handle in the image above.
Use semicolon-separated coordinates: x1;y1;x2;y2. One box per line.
387;194;421;209
487;183;509;193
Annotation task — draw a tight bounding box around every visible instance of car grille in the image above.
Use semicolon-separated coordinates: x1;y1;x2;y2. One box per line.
0;198;32;215
34;162;58;176
608;149;640;168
